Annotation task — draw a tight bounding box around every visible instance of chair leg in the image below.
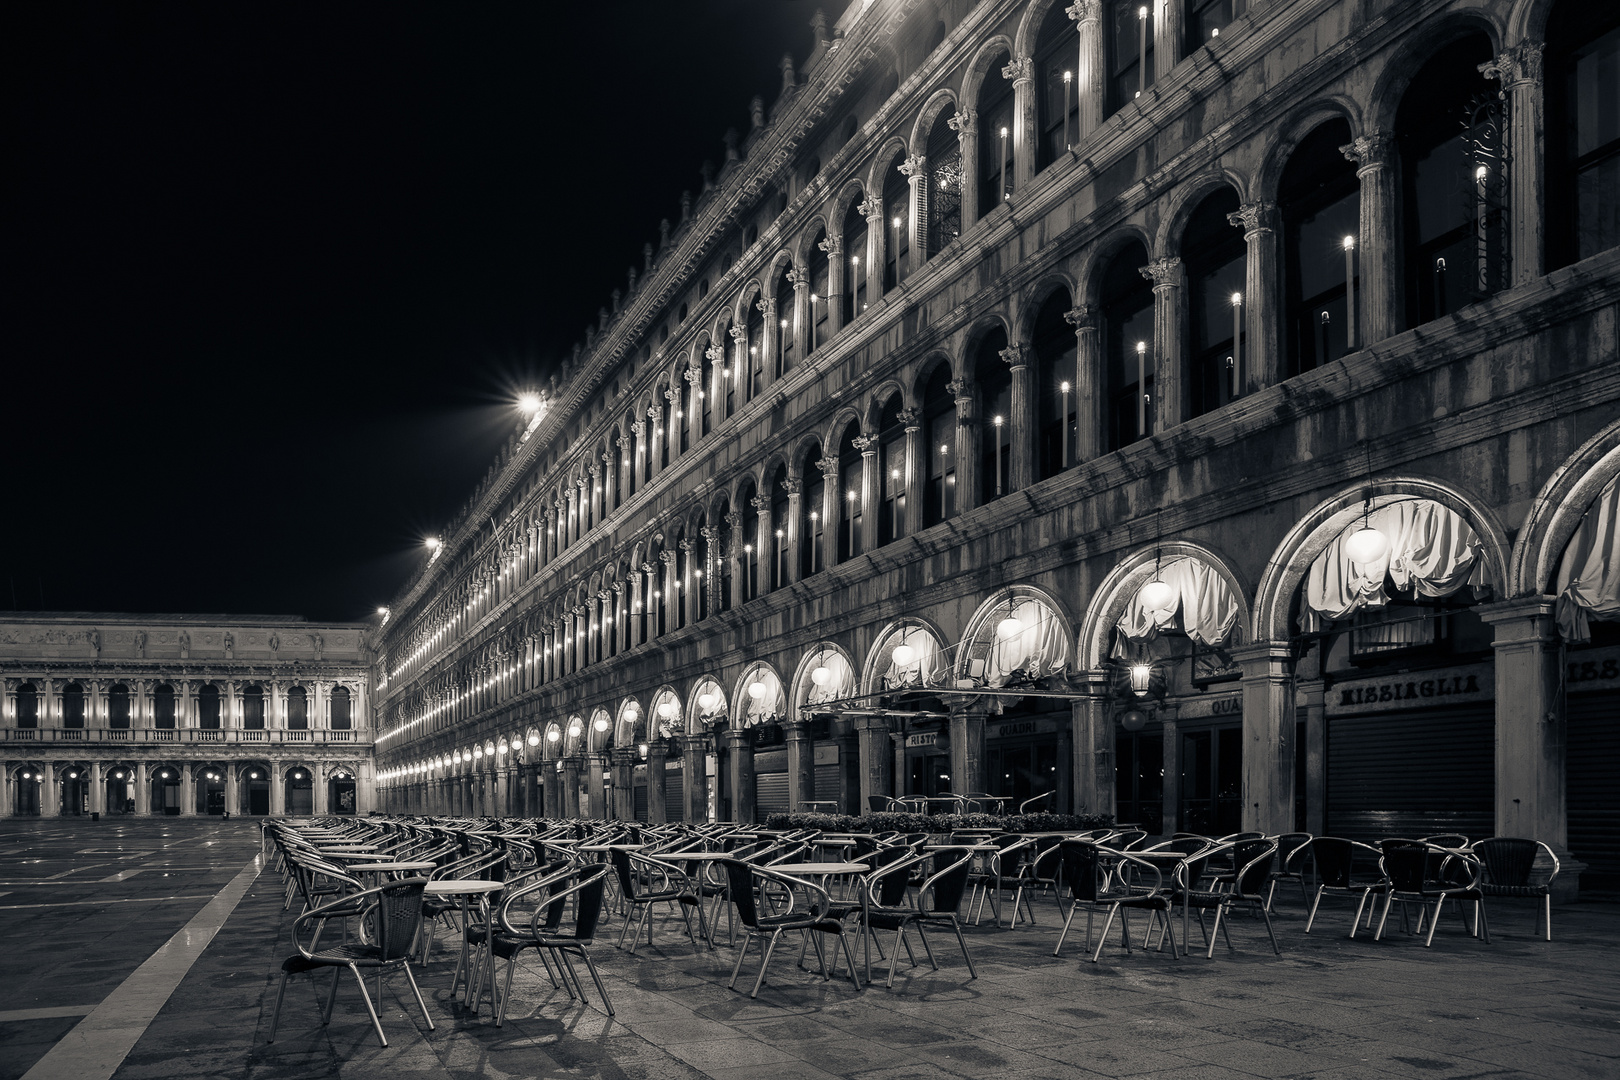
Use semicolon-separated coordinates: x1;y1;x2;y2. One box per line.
402;962;435;1032
914;923;939;971
322;965;342;1023
838;933;862;991
1423;900;1443;947
1054;901;1076;957
1091;907;1117;964
1207;905;1226;959
1544;893;1551;942
349;963;388;1048
948;918;976;979
267;972;291;1043
495;957;515;1027
752;930;783;999
728;931;756;990
575;947;615;1016
1260;903;1280;955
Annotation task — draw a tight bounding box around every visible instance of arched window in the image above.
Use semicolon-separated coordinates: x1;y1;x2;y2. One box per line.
770;466;792;591
1102;242;1154;450
1398;34;1502;328
882;150;910;291
699;346;714;438
659;384;672;468
842;200;868;319
109;684;130;729
801;446;826;578
738;480;760;602
1035;2;1080;173
923;365;957;526
1281;119;1358;376
673;527;689;631
978;57;1016;216
836;423;863;562
1546;4;1620;270
876;394;908;545
808;228;830;354
974;328;1012;502
154;683;176;729
1183;187;1246;417
287;686;308;730
330;685;352;730
199;684;221;729
1189;0;1247;47
926;106;962;258
677;363;693;454
16;682;38;728
63;682;85;728
745;296;765;401
1107;0;1156;115
243;685;264;730
774;265;797;375
1034;288;1077;480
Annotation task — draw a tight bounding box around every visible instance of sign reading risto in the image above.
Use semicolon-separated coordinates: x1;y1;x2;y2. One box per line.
1326;662;1492;715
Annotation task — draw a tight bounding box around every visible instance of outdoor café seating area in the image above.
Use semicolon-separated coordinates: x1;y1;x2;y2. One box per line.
263;812;1566;1050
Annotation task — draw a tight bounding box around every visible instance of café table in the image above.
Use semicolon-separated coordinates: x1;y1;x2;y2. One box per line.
423;879;505;1014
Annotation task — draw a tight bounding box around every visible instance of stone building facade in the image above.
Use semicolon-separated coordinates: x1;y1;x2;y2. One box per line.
1;614;375;817
373;1;1620;890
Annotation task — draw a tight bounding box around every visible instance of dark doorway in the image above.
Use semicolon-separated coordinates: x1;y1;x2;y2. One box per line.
1180;725;1243;835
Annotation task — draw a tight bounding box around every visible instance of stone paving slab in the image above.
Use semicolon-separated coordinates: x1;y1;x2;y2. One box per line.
2;819;1618;1079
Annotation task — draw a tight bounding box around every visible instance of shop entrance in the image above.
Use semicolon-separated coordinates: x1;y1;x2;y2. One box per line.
12;772;41;815
986;736;1066;812
285;770;313;815
152;769;181;815
1116;729;1164;834
1180;725;1243;836
329;777;356;815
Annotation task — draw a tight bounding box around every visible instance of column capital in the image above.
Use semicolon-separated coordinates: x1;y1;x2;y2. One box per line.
815;455;841;480
998;343;1029;369
678;537;695;552
704;343;724;362
1063;304;1097;331
1227;201;1278;237
755;296;777;317
897;406;922;429
1065;0;1101;25
729;324;747;344
684;365;703;384
664;386;678;403
817;234;842;256
786;266;810;290
947;108;976;137
781;477;802;496
1479;41;1543;89
1001;56;1033;86
856;194;882;221
1340;132;1395;175
947;377;971;404
898;154;927;180
1140;257;1182;289
851;433;878;455
751;494;771;513
659;550;678;566
630;419;645;438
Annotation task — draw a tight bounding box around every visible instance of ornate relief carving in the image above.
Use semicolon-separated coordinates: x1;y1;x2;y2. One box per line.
999;344;1029;368
1002;57;1033;85
897;406;922;428
1065;0;1101;25
852;433;877;454
1141;257;1182;288
1226;201;1277;236
1064;305;1096;330
898;155;927;180
1479;42;1543;88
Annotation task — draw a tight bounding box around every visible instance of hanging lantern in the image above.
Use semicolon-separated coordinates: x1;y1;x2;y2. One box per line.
892;644;917;667
660;701;678;719
638;742;650;758
567;720;582;738
1129;662;1154;695
546;728;560;743
1120;708;1149;732
1139;578;1175;612
697;693;715;712
593;716;610;732
810;666;831;686
1345;524;1389;564
527;732;540;746
996;616;1024;639
748;682;767;700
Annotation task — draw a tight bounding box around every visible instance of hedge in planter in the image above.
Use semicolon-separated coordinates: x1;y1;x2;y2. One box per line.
762;810;1112;833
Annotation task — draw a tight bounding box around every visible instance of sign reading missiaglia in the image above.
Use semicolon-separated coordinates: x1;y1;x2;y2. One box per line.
1326;662;1492;715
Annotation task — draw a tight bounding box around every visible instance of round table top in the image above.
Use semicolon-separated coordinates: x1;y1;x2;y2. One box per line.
925;843;1000;852
768;862;870;876
316;845;382;853
363;861;436;873
577;843;645;852
322;851;393;861
424;879;504;895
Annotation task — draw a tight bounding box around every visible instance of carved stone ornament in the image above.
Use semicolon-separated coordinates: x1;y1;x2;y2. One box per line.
756;296;776;317
947;108;977;136
1065;0;1101;24
786;266;810;289
1002;56;1034;85
898;154;927;180
947;377;970;401
818;234;842;256
725;511;743;532
816;456;841;479
664;387;677;403
729;324;747;343
856;195;881;220
705;344;724;362
999;343;1029;368
1226;201;1277;236
782;478;802;496
685;366;703;384
852;433;878;454
1340;133;1394;171
1479;42;1543;88
1064;305;1096;330
631;420;645;438
751;494;771;512
897;406;922;428
660;550;678;566
1141;257;1182;288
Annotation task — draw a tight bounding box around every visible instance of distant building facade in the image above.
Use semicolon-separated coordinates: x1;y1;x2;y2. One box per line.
1;615;375;817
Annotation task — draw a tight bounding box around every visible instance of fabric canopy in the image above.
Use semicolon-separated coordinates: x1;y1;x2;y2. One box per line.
1556;474;1620;642
984;597;1070;687
881;628;947;688
1302;499;1488;631
1114;558;1242;652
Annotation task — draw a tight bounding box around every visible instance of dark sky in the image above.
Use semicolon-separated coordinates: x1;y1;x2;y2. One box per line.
5;0;851;623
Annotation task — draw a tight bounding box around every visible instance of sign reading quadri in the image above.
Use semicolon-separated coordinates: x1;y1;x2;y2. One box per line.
1326;662;1492;716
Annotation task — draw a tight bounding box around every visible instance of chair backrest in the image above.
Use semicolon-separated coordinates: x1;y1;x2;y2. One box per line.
1310;837;1356;888
570;865;609;941
609;847;639;899
372;878;429;962
1473;837;1540;888
721;858;761;930
868;795;890;813
1233;839;1280;898
1380;839;1431;892
1057;841;1107;903
1276;832;1313;872
922;849;975;913
1110;828;1148;850
1422;833;1470;849
868;851;923;908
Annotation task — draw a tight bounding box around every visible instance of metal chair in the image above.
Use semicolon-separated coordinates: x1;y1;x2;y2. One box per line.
1173;839;1282;958
1266;832;1314;912
860;848;977;989
268;878;434;1048
1375;840;1489;946
490;863;615;1021
610;848;709;953
723;859;862;999
1472;837;1559;941
1304;837;1386;937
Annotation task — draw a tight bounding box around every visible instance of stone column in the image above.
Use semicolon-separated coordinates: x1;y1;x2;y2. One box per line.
641;566;657;643
858;195;885;299
817;456;841;571
561;758;581;819
1340;134;1398;347
134;762;150;816
683;734;708;824
647;741;668;824
541;768;557;818
612;750;635;821
1159;704;1180;837
1000;343;1034;491
0;767;11;818
587;753;608;820
947;702;988;798
1068;0;1105;140
1297;678;1327;836
313;768;328;816
752;495;772;596
1071;675;1114;818
224;766;238;817
783;478;803;584
1142;258;1184;432
706;344;724;431
1228;202;1280;392
900;155;926;272
269;765;285;816
658;551;677;633
950;377;979;511
1481;43;1544;287
1063;306;1102;461
838;725;862;815
1480;600;1567;849
723;513;743;611
180;768;195;816
680;539;699;626
854;434;879;554
754;297;778;388
1004;55;1035;193
42;764;59;817
1234;642;1297;836
949;110;978;226
785;720;814;811
728;728;757;826
787;266;810;363
891;731;907;801
89;761;104;816
1157;0;1183;76
899;407;924;536
855;715;893;810
819;234;844;334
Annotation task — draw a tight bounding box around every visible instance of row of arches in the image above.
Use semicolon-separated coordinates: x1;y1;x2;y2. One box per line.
3;759;361;817
8;682;353;731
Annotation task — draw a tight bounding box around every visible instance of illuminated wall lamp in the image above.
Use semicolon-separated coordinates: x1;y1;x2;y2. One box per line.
1128;663;1154;696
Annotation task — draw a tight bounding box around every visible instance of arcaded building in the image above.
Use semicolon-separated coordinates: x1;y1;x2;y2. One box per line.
1;615;375;818
353;0;1620;889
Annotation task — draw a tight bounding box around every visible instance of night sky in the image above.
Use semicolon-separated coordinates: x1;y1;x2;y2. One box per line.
6;0;850;624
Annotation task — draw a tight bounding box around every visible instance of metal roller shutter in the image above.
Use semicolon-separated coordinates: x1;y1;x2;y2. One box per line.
756;772;789;816
1326;705;1494;842
814;764;841;804
664;770;684;823
633;783;648;822
1569;693;1620;889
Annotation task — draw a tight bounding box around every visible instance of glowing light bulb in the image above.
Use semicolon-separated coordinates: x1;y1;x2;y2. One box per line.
1345;525;1389;564
1139;578;1176;611
997;616;1023;639
811;666;830;685
892;644;916;667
